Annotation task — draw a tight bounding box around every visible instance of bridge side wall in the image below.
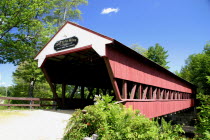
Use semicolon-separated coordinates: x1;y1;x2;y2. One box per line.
106;46;193;93
124;99;195;118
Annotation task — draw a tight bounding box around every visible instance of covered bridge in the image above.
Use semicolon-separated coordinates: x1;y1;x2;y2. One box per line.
35;21;196;118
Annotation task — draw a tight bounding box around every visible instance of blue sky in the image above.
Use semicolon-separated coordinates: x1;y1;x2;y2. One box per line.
0;0;210;87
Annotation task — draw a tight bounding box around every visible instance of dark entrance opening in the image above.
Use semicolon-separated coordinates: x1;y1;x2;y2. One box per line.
42;48;114;109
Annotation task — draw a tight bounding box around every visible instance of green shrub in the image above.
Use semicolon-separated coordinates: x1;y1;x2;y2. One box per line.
63;95;185;140
196;93;210;139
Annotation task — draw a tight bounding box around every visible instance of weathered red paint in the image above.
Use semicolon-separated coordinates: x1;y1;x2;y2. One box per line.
36;22;196;118
124;99;194;118
106;45;193;93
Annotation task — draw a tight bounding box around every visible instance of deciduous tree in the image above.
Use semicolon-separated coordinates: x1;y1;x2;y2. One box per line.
130;44;148;57
179;43;210;94
0;0;87;65
147;43;170;69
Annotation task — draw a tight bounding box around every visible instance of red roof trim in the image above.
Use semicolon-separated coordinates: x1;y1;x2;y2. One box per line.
46;45;92;58
35;21;113;59
66;21;113;41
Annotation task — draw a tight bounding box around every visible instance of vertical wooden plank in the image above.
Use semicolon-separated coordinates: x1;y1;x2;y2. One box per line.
178;92;180;99
31;100;34;109
8;99;11;109
149;86;152;99
160;89;164;99
139;84;142;99
122;80;127;99
166;90;169;100
170;91;174;99
180;92;182;99
130;84;136;99
157;88;160;99
175;92;177;99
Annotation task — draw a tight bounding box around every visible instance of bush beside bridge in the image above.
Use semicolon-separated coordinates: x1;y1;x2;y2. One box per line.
63;95;185;140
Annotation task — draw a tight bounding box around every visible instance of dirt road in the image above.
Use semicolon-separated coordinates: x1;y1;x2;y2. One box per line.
0;110;74;140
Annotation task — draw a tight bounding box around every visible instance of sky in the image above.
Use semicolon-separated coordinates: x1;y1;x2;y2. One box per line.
0;0;210;87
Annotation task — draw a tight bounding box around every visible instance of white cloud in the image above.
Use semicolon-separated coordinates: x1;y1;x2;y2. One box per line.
101;8;119;14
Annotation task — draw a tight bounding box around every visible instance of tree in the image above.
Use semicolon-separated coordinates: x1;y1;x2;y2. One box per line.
130;44;148;57
1;0;87;99
147;43;170;69
0;0;87;65
179;44;210;94
13;60;44;98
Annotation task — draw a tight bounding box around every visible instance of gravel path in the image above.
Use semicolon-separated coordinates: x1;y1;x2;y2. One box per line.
0;110;74;140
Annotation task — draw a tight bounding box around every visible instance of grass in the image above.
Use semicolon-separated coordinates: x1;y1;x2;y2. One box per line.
0;110;29;123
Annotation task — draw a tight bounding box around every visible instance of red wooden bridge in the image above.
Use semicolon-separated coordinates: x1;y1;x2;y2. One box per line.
35;21;196;118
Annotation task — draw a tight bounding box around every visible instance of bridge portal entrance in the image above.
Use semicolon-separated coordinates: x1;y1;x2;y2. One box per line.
42;46;115;109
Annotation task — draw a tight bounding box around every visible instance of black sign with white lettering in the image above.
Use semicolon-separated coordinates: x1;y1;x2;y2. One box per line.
54;36;78;51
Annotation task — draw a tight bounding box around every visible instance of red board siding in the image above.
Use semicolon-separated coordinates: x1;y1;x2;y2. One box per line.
106;46;193;93
124;99;194;118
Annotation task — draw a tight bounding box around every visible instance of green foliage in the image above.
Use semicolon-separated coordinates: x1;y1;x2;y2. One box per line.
179;43;210;94
158;118;185;139
13;60;44;83
0;86;5;96
11;60;53;102
0;0;87;65
196;93;210;139
147;43;170;69
130;44;148;57
63;95;185;140
0;86;13;97
179;42;210;139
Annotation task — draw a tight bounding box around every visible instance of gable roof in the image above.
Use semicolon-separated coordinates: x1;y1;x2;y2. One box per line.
35;21;114;59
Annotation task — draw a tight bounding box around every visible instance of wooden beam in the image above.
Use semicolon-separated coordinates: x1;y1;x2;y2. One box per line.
153;88;157;99
130;84;137;99
166;90;169;99
70;85;78;99
160;89;164;99
149;86;153;99
103;57;122;101
122;80;127;99
175;92;177;99
157;88;160;99
142;86;148;99
42;68;59;99
138;84;142;99
170;91;174;99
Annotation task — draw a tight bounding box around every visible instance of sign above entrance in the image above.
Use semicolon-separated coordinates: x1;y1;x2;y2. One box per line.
54;36;78;51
